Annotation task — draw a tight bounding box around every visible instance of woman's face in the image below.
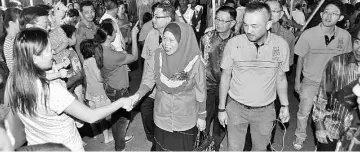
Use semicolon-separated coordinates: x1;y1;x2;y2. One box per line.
33;42;53;70
162;31;179;55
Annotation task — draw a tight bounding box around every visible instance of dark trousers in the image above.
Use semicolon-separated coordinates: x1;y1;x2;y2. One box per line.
104;85;131;151
140;97;155;148
316;139;338;151
205;89;226;150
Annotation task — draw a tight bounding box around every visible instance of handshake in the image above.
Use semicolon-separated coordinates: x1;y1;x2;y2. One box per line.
119;93;140;112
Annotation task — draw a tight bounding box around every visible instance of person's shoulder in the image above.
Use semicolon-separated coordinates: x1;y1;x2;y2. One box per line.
229;34;246;42
271;33;288;45
279;25;295;38
336;26;352;37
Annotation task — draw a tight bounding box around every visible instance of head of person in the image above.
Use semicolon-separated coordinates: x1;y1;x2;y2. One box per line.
239;0;250;7
74;2;80;10
4;7;22;36
80;1;95;22
65;9;80;26
118;2;127;16
94;19;116;44
143;12;153;23
8;1;22;9
179;0;189;8
19;7;51;32
60;24;77;47
152;2;176;30
0;118;15;151
320;0;345;27
189;0;197;7
104;0;119;17
8;28;52;117
80;39;103;69
351;27;360;62
67;3;74;9
243;1;273;42
224;0;236;8
215;6;237;33
266;0;284;24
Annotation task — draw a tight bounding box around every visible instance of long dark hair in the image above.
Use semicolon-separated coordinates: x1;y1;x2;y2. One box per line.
6;28;50;117
80;39;103;69
93;18;115;44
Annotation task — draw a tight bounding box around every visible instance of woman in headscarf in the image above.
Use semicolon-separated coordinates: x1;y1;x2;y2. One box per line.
130;22;207;151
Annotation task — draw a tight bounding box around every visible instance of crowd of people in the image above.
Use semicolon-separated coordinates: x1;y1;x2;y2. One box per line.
0;0;359;151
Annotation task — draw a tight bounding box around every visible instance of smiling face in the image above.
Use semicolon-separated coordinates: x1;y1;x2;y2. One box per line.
162;31;179;55
81;5;95;22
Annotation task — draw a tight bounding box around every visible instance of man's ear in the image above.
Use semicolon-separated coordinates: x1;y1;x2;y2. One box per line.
338;15;344;22
266;20;273;31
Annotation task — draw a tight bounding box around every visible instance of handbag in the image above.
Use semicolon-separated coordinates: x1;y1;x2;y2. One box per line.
193;131;215;151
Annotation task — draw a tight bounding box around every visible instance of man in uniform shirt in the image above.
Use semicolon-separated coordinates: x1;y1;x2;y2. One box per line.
293;0;353;150
218;2;290;151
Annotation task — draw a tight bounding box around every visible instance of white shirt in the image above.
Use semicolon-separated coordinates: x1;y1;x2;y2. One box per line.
176;6;195;26
17;80;83;152
100;13;126;52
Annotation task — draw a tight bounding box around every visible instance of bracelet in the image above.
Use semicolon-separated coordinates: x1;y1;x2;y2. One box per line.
281;105;289;107
218;108;226;112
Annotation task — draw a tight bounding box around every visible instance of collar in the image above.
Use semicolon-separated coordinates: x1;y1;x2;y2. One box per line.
79;20;96;30
318;23;340;37
214;30;235;41
271;22;281;33
245;31;272;47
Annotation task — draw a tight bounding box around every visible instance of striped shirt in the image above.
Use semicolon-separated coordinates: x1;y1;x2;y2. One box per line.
3;36;14;73
312;52;360;139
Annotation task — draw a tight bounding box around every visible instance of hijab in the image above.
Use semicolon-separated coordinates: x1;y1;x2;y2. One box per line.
155;22;202;93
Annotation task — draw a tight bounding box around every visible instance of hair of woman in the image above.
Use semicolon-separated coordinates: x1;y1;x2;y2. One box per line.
93;18;115;44
80;39;103;69
60;24;77;38
6;28;50;117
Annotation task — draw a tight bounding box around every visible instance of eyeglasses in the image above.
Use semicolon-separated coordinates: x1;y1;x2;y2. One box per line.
153;15;170;20
215;18;233;24
322;11;340;17
271;10;282;13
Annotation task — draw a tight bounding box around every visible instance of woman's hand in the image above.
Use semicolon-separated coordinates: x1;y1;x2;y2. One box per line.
196;118;206;131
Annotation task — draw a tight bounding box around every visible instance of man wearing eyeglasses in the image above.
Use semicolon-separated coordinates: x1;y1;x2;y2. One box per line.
266;0;296;67
293;0;353;150
199;6;236;151
139;2;176;151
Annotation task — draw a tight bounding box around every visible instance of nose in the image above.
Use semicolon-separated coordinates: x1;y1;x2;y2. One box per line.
244;26;252;34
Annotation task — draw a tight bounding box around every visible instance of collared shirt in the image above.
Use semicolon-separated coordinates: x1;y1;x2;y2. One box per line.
75;20;97;63
140;50;206;132
100;13;126;52
271;22;296;66
141;29;161;98
313;52;360;140
221;32;289;107
295;24;352;82
138;21;154;42
200;30;236;90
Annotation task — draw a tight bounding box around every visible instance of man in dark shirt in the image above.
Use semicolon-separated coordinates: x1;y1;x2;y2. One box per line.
312;28;360;151
199;6;236;150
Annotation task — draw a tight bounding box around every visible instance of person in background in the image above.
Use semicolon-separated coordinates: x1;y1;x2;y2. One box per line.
218;2;290;151
63;9;80;27
2;8;21;73
76;0;97;64
312;28;360;151
176;0;196;28
5;28;133;152
138;2;176;150
117;2;132;45
293;0;353;150
96;19;139;151
129;22;206;151
200;6;237;151
266;0;296;67
189;0;203;38
81;39;113;144
224;0;236;8
234;0;249;34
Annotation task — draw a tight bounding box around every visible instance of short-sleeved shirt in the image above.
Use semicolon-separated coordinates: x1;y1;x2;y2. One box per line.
84;57;106;97
138;21;154;42
295;24;352;82
75;20;97;62
49;25;68;51
17;80;83;152
221;33;290;107
101;45;129;90
271;22;296;66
